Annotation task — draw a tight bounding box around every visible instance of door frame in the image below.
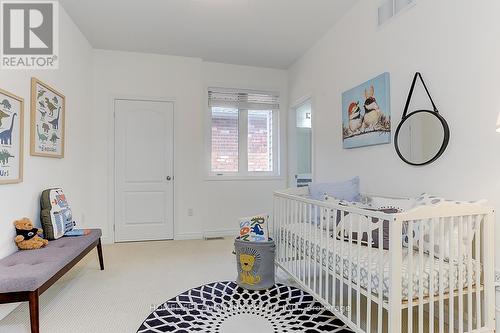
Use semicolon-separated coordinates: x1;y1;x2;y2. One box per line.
289;94;315;187
107;95;176;244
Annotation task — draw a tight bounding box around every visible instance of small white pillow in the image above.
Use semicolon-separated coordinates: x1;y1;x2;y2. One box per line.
403;193;486;261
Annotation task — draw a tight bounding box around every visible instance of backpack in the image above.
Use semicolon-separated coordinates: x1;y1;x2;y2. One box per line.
40;188;75;240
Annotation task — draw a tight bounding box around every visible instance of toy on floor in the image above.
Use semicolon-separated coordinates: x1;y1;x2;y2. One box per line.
14;218;49;250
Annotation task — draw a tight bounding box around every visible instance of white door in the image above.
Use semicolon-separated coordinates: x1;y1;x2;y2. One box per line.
114;99;174;242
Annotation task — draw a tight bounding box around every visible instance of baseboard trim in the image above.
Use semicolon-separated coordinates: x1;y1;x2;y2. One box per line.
174;232;203;240
174;229;239;241
203;229;239;239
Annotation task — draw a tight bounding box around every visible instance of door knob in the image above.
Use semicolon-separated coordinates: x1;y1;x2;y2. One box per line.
166;176;172;181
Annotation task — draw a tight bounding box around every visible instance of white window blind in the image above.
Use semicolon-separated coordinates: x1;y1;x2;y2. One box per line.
208;89;280;110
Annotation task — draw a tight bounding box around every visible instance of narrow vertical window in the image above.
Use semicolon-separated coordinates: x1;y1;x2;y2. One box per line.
248;110;273;172
211;107;239;172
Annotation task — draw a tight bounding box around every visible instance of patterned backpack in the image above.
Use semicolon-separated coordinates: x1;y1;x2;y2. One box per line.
40;188;75;240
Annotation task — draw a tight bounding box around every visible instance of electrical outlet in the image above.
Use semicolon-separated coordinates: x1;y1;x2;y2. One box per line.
495;270;500;286
188;208;194;216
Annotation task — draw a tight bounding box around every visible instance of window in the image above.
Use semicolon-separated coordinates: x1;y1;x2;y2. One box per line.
208;88;279;177
248;110;273;172
211;107;239;172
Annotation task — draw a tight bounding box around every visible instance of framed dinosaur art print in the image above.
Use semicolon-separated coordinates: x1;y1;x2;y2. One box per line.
30;78;65;158
0;88;24;184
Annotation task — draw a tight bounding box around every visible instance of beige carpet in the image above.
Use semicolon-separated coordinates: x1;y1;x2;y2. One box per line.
0;238;292;333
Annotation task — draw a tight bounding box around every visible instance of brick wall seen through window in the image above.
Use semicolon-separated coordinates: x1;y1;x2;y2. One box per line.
211;107;239;172
248;110;273;172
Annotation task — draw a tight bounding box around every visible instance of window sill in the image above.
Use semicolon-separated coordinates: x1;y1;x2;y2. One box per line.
205;176;285;182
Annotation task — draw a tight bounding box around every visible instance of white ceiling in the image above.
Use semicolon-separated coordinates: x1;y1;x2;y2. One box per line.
59;0;357;69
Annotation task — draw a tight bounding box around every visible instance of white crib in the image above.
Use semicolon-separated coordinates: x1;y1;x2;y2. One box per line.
272;187;495;333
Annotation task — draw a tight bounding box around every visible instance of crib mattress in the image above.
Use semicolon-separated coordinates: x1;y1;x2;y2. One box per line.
280;223;480;301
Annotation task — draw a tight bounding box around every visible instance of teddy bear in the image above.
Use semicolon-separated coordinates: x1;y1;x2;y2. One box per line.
14;218;49;250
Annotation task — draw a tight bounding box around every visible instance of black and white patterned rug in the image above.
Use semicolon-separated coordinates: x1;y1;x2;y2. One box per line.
137;281;352;333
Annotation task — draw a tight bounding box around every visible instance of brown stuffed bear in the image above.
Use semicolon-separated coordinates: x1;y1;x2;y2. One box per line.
14;218;49;250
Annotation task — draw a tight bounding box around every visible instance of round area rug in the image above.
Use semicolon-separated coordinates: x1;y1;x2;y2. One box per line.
137;281;353;333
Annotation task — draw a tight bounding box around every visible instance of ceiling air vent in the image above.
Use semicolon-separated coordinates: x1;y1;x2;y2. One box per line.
378;0;416;26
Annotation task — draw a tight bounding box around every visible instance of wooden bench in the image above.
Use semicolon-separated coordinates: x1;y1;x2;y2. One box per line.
0;229;104;333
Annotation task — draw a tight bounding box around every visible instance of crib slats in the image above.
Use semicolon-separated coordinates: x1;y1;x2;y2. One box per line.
314;205;318;294
303;203;308;284
283;197;286;267
294;201;298;277
319;207;324;299
272;191;492;333
439;217;445;333
458;216;464;333
388;215;402;333
356;215;361;327
332;208;337;311
474;215;481;330
308;203;312;288
347;213;352;322
378;217;383;333
301;202;305;284
292;201;297;278
326;208;330;307
287;201;295;273
418;219;425;333
366;219;372;333
429;217;436;333
407;220;414;333
303;202;308;286
339;209;344;318
283;200;292;268
466;215;473;333
448;217;455;333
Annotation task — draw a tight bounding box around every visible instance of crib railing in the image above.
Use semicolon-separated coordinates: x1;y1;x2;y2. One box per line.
272;188;495;333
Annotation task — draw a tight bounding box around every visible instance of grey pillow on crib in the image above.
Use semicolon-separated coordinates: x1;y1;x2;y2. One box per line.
308;177;360;202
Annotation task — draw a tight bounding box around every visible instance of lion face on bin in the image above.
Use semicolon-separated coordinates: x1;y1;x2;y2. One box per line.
239;253;256;272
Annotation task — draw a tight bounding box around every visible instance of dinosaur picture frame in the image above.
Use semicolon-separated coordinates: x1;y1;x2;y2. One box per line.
30;78;65;158
0;88;24;184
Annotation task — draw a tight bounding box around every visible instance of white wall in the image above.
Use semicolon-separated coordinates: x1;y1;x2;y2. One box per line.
90;51;288;242
288;0;500;325
0;7;93;319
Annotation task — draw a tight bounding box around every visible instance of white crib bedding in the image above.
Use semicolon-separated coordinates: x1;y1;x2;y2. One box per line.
280;223;481;302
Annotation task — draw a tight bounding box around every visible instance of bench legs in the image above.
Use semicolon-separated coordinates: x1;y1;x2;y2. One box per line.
97;238;104;271
28;290;39;333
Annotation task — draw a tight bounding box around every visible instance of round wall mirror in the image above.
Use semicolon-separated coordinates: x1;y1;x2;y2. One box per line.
394;110;450;166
